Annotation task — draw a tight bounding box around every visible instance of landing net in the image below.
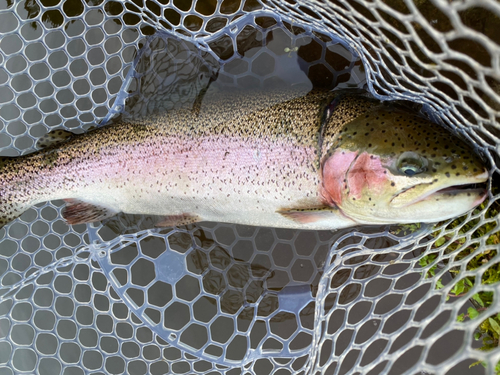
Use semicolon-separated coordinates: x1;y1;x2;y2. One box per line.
0;0;499;374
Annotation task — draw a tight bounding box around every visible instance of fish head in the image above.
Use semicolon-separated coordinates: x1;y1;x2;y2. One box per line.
321;107;489;225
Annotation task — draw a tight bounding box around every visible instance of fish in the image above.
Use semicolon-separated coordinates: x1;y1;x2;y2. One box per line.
0;90;489;230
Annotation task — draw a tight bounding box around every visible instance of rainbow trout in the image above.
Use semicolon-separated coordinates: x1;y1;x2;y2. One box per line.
0;91;488;230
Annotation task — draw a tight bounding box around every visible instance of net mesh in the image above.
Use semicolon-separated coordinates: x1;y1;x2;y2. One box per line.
0;0;499;374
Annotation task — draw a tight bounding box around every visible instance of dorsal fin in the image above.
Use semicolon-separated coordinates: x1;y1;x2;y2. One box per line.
0;156;14;169
36;129;75;149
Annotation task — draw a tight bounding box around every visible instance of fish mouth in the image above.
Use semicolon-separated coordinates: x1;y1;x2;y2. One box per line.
392;175;489;208
433;182;488;201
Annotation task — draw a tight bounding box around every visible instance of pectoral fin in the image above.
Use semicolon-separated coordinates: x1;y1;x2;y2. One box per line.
277;206;338;224
156;214;201;227
62;199;118;225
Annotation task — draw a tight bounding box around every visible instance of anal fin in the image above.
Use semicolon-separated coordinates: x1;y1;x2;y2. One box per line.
156;214;201;227
277;206;338;224
62;199;118;225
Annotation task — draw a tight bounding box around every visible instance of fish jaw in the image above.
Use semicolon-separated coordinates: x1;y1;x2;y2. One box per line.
390;170;489;208
384;169;488;222
383;186;487;223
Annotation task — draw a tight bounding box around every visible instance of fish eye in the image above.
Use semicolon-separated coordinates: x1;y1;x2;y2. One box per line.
397;152;427;176
400;164;421;176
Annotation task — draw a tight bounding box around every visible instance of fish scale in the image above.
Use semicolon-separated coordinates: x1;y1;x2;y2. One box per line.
0;90;489;230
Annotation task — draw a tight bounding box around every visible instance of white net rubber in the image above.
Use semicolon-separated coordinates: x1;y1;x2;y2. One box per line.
0;0;499;374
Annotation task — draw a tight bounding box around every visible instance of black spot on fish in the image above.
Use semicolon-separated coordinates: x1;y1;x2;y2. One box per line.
445;172;450;177
391;182;395;186
451;165;456;169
